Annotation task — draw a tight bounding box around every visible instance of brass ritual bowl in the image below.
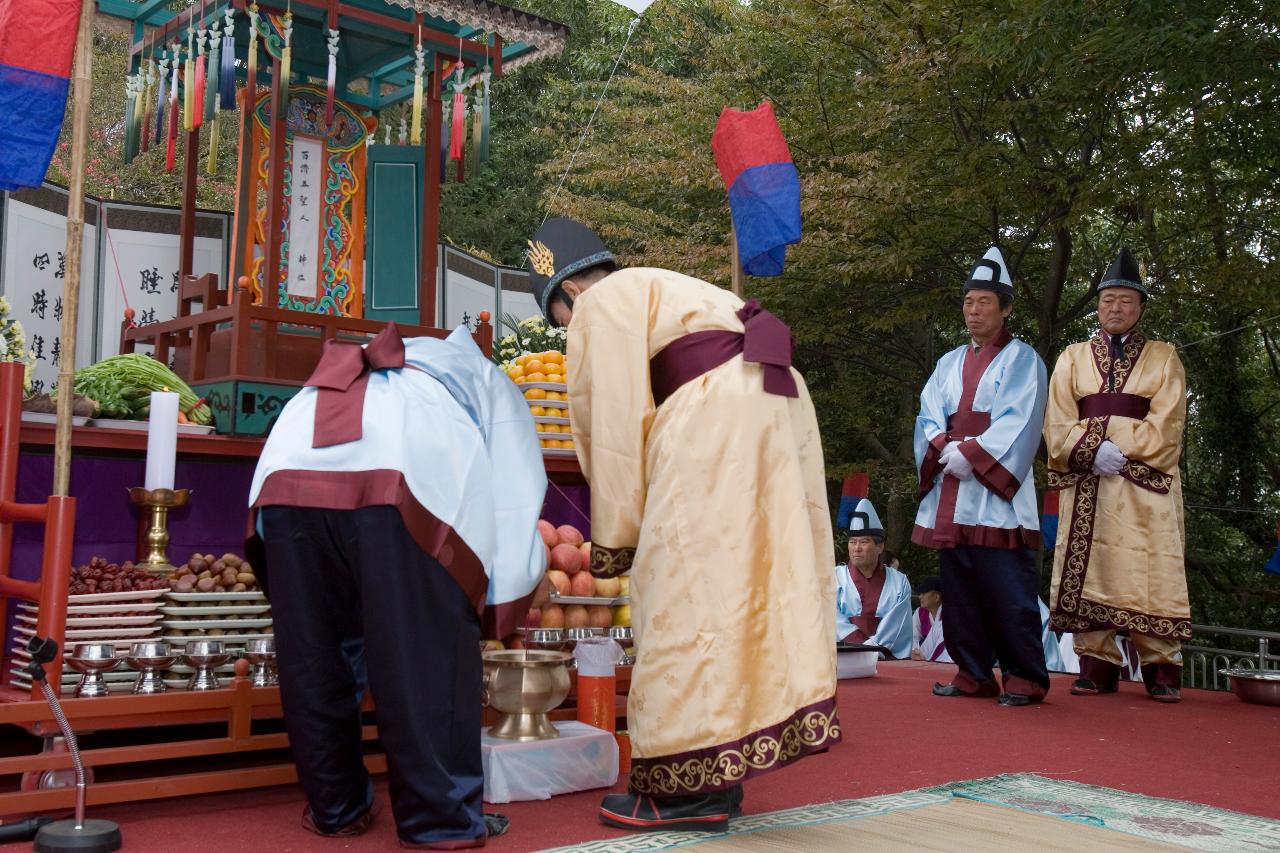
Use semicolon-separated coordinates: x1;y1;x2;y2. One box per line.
482;649;572;742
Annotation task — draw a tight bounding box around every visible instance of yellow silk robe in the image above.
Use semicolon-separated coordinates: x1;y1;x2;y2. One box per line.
1045;333;1191;641
567;268;839;796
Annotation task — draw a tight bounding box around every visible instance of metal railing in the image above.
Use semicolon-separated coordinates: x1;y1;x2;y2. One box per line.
1183;624;1280;690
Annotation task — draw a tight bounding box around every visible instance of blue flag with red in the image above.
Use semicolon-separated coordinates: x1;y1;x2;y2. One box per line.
0;0;82;191
711;102;801;277
835;474;869;531
1266;518;1280;575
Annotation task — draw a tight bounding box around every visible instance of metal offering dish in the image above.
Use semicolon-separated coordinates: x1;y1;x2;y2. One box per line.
67;643;120;698
482;649;572;742
126;641;177;694
1219;668;1280;707
526;628;566;651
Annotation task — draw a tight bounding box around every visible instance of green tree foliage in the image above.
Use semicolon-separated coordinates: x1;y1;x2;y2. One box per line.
461;0;1280;628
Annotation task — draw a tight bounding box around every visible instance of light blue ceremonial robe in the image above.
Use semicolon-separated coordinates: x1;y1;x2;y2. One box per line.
912;333;1048;547
834;564;912;658
1039;599;1066;672
250;326;548;628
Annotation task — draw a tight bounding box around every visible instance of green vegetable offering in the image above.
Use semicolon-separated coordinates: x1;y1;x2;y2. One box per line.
61;354;212;425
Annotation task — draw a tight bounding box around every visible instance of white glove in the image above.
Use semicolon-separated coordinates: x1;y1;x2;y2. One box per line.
1092;439;1127;476
943;444;974;480
939;441;961;465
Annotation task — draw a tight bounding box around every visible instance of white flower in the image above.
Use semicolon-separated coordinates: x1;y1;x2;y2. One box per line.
0;296;11;316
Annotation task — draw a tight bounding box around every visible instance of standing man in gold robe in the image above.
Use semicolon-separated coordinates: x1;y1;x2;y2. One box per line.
1045;249;1190;703
527;218;840;832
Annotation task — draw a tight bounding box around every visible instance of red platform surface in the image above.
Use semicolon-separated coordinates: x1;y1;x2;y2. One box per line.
46;662;1280;851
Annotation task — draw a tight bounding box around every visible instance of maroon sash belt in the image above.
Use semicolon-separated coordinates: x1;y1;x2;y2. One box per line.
1077;392;1150;420
649;300;798;407
306;322;406;448
945;410;990;442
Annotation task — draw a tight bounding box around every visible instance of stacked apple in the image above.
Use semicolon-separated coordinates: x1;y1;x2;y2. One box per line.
537;519;626;630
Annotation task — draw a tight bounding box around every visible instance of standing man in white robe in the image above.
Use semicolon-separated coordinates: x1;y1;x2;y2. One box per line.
247;324;548;848
835;498;912;658
913;247;1050;707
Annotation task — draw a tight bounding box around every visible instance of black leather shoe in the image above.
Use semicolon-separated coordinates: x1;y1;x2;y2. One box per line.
1149;685;1181;704
600;791;731;832
728;784;744;817
998;692;1036;707
1070;677;1117;695
932;682;965;697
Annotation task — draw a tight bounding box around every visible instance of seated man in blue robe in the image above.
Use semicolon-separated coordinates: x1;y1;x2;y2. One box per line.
835;498;912;659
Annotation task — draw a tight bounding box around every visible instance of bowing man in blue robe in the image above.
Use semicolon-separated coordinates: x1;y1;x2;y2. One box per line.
913;247;1050;707
834;499;912;659
248;324;549;847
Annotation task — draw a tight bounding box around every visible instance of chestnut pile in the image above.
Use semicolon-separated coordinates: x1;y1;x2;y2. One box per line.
170;553;260;594
69;558;169;595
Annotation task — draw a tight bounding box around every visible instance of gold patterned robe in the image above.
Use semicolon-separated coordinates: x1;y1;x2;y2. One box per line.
567;268;839;795
1045;333;1191;640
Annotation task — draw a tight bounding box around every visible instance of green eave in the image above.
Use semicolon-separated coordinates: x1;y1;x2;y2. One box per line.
97;0;566;111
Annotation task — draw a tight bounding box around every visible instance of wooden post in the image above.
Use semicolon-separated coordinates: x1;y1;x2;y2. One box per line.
729;221;745;299
421;55;443;326
229;86;258;297
263;57;288;309
179;126;200;279
52;0;97;498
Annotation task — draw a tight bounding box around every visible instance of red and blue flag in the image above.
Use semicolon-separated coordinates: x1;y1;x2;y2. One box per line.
0;0;82;191
1266;517;1280;575
711;102;801;277
835;473;869;531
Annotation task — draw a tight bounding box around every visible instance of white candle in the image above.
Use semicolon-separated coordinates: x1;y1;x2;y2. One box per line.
144;391;179;491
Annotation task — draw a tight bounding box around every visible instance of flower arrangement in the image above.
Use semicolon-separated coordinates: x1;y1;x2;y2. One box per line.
494;314;567;369
0;297;35;391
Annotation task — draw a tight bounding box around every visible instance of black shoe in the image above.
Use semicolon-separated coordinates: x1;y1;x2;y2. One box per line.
932;682;964;697
483;814;509;838
1070;677;1116;696
600;791;731;832
1149;685;1181;704
998;692;1036;707
728;784;744;818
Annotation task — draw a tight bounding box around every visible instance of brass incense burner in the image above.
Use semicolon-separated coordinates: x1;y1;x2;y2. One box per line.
128;487;191;576
482;649;572;741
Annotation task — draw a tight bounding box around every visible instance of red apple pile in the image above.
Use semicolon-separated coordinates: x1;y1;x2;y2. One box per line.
535;519;614;630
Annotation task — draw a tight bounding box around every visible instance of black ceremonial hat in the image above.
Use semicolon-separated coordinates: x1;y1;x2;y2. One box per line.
913;576;942;595
1099;248;1147;300
963;246;1014;299
527;218;617;321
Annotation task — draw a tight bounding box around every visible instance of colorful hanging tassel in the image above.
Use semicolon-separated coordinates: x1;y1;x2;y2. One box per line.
140;58;154;154
166;44;180;171
325;28;340;125
449;72;465;161
192;27;206;130
410;41;424;145
154;55;168;146
246;5;260;109
183;29;194;132
280;12;293;111
220;7;236;110
205;21;220;124
122;74;138;164
440;108;449;182
479;70;490;163
470;89;482;166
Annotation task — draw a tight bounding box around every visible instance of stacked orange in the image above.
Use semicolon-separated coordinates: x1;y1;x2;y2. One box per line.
507;350;574;451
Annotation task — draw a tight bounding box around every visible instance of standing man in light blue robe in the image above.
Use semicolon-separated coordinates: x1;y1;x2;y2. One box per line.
835;498;912;659
913;247;1050;707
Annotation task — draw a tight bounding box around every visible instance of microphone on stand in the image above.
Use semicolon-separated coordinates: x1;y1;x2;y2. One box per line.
23;636;122;853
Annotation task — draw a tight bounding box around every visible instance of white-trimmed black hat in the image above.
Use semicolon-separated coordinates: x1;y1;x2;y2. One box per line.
848;498;884;541
963;246;1014;299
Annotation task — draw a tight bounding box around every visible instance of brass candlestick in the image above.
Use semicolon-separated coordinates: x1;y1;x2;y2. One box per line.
128;487;191;576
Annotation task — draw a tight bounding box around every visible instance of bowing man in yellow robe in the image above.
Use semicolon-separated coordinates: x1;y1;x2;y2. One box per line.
527;218;840;832
1045;249;1190;703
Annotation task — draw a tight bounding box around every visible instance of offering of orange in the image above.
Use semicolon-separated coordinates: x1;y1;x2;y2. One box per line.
525;388;547;400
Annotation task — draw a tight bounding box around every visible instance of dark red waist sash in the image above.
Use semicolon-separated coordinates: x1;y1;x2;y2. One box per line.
649;299;798;407
945;410;990;442
1077;392;1150;420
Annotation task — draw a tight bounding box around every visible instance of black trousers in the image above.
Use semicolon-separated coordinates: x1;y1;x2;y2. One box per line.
261;505;484;846
939;545;1050;697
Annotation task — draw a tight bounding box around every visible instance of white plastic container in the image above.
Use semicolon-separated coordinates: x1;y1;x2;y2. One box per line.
837;649;878;679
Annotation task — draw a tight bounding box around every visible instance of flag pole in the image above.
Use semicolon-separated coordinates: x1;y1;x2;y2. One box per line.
729;220;744;298
53;0;96;498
